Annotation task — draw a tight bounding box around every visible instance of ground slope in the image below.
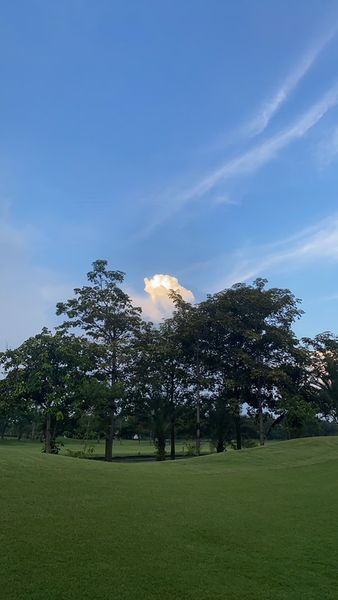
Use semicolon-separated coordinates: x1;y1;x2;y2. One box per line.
1;437;338;600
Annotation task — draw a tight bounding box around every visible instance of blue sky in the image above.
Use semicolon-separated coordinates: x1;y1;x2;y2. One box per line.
1;0;338;347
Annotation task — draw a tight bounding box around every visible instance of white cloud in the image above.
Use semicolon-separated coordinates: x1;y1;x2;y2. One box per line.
321;293;338;301
144;274;194;302
247;25;338;136
212;194;239;207
317;126;338;166
184;83;338;199
215;214;338;290
131;274;194;322
144;81;338;236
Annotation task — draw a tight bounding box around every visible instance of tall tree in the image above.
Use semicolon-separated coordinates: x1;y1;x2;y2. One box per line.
169;292;209;455
56;259;142;461
156;318;189;459
127;323;170;460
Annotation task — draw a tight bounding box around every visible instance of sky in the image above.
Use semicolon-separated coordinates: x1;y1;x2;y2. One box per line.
1;0;338;348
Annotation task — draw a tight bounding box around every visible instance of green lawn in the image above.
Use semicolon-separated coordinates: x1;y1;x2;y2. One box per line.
1;437;338;599
59;436;211;457
0;437;211;458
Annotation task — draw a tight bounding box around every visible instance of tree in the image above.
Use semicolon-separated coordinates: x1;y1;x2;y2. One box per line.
0;329;90;453
0;372;31;439
155;317;190;459
197;279;303;449
169;292;210;455
126;323;170;460
208;392;232;452
56;259;142;461
303;332;338;421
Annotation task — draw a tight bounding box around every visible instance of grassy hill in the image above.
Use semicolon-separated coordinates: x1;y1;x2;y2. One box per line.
1;437;338;599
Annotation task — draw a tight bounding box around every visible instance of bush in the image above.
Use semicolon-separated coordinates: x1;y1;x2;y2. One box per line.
243;438;259;448
229;438;258;449
182;440;196;456
65;443;96;459
209;441;216;453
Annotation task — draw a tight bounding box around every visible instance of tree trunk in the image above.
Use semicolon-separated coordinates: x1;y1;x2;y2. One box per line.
169;370;176;460
195;346;201;456
234;414;242;450
17;424;23;441
196;402;201;456
45;412;52;454
105;411;114;462
155;432;166;461
153;411;166;461
31;421;36;440
266;413;285;438
216;439;225;453
170;417;175;460
258;401;265;446
52;422;58;448
1;420;8;439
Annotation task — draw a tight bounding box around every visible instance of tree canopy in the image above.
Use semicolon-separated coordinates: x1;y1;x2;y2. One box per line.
1;260;336;460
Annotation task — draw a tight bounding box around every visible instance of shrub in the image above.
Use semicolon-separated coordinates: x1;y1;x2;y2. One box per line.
65;443;95;459
182;440;196;456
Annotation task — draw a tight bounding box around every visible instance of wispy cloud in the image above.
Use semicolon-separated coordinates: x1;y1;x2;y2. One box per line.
317;125;338;166
321;293;338;301
0;217;73;349
215;214;338;290
212;194;240;207
144;82;338;235
183;83;338;198
247;25;338;136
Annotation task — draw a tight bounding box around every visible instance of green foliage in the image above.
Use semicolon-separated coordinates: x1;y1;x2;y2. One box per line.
65;442;96;459
303;332;338;419
181;440;196;456
1;263;338;458
56;259;142;461
0;329;91;452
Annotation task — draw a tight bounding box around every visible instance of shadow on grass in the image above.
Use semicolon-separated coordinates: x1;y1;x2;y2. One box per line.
74;453;211;463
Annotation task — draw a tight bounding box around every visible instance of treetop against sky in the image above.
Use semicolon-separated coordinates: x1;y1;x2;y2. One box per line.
1;0;338;348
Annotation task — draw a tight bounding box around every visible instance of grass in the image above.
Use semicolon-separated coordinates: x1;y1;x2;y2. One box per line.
59;436;211;458
1;437;211;458
1;436;338;599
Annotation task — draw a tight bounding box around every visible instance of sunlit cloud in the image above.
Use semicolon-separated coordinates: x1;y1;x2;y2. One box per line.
131;274;194;322
144;274;194;303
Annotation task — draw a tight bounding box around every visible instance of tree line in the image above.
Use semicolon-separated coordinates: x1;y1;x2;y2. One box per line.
1;259;338;461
